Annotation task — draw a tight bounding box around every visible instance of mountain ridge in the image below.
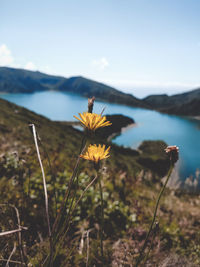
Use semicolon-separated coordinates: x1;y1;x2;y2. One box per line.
0;66;148;108
143;87;200;116
1;66;200;116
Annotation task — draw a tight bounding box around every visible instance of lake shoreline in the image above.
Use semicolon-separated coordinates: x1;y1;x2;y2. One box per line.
190;115;200;121
56;117;137;142
107;123;136;141
0;91;200;181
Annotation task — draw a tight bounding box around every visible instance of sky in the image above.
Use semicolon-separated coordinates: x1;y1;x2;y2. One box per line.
1;0;200;98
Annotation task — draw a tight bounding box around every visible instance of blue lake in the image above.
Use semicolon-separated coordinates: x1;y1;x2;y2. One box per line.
1;91;200;181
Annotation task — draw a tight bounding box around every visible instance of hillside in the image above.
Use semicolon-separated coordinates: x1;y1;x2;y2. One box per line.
0;66;65;93
0;97;168;178
0;67;148;108
143;88;200;116
0;98;200;265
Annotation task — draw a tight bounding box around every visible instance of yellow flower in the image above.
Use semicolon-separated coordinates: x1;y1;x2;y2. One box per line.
74;112;112;131
80;144;111;163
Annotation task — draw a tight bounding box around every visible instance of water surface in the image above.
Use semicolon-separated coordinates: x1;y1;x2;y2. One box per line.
1;91;200;181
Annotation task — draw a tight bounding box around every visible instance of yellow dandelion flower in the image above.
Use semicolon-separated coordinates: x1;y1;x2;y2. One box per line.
80;144;111;163
74;112;112;131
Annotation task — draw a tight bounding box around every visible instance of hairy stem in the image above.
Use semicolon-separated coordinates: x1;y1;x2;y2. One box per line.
50;174;99;265
52;136;87;235
43;135;87;266
135;163;174;267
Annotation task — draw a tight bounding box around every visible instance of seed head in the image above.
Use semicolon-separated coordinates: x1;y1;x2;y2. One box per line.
165;145;179;164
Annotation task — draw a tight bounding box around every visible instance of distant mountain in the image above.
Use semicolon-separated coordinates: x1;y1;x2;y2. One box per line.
0;67;148;108
55;76;148;107
143;88;200;116
1;66;200;116
0;67;66;93
142;94;172;109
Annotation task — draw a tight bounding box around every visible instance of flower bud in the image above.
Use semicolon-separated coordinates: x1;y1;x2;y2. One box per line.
165;145;179;164
88;96;95;113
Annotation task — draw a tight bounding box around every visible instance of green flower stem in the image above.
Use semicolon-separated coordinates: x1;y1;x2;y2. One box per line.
52;173;99;264
99;178;104;259
135;163;174;267
53;173;80;245
42;135;87;266
143;222;159;265
52;135;87;236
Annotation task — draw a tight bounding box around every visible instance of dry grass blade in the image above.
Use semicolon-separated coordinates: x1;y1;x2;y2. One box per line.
29;124;51;237
0;204;26;265
0;227;28;237
29;124;53;266
6;242;17;267
100;106;106;115
86;229;93;267
12;205;26;266
0;259;26;265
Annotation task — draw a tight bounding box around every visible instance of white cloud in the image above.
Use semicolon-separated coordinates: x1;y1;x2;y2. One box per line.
0;44;38;71
0;44;14;66
25;61;37;71
92;57;109;70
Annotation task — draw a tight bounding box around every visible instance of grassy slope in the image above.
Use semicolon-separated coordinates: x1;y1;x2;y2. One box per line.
0;98;169;177
143;88;200;116
0;98;199;265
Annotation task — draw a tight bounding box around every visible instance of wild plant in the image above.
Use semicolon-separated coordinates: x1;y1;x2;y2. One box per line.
0;97;181;266
135;146;179;266
29;97;112;265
